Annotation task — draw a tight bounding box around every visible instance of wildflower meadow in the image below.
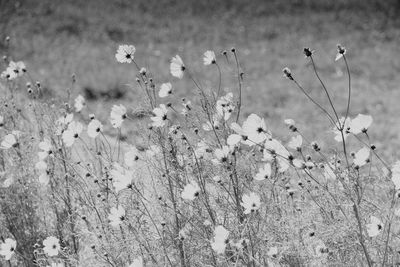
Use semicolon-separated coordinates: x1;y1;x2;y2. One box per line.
1;1;400;266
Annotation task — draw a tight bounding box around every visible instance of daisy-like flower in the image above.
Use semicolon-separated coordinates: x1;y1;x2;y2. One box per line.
35;161;48;172
170;55;185;79
151;104;168;127
254;163;272;181
110;163;134;193
353;147;370;167
115;45;136;63
333;117;351;142
158;82;172;98
216;93;235;121
124;146;140;167
39;172;50;185
43;236;60;256
349;114;373;135
0;238;16;260
241;192;261;214
211;225;229;254
108;206;126;227
38;138;53;160
213;146;230;164
264;138;290;161
87;119;103;138
181;181;200;201
203;50;216;65
1;133;18;149
74;95;85;112
194;140;211;159
128;257;143;267
391;161;400;190
55;113;74;136
288;135;302;150
62;121;83;147
110;104;127;128
366;216;383;237
242;114;271;145
335;44;346;61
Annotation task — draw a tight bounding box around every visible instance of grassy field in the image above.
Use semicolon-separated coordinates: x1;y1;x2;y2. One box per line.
1;0;400;156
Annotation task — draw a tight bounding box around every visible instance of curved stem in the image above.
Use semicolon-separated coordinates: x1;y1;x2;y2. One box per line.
343;55;352;124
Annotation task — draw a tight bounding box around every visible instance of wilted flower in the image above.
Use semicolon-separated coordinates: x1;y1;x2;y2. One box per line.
303;47;314;57
349;114;373;135
115;45;136;63
203;50;216;65
181;181;200;201
151;104;168;127
366;216;383;237
110;104;127;128
282;67;293;80
211;225;229;254
241;192;261;214
0;238;16;260
43;236;60;256
335;44;346;61
62;121;83;147
170;55;185;79
74;95;85;112
254;163;272;181
108;206;125;227
87;119;103;138
158;82;172;98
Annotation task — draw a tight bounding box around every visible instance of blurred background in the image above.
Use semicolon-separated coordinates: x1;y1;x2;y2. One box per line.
1;0;400;156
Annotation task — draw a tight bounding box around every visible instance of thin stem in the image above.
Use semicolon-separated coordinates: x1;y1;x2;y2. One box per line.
343;55;352;124
233;51;242;122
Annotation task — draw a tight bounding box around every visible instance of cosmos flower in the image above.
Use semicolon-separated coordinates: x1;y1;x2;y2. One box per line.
194;140;211;159
74;95;85;112
353;147;370;167
181;181;200;201
87;119;103;138
241;192;261;214
35;161;48;172
1;133;18;149
333;117;351;142
110;163;134;193
108;206;125;227
38;138;52;160
216;93;235;121
43;236;60;256
55;113;74;135
267;246;278;258
287;135;302;150
39;172;50;185
349;114;372;135
203;50;216;65
211;225;229;254
202;113;222;131
1;61;26;80
0;238;16;260
158;82;172;98
213;146;230;164
62;121;83;147
151;104;168;127
124;146;140;167
115;45;136;63
366;216;383;237
128;257;143;267
254;163;272;181
110;104;127;128
170;55;185;79
293;158;306;169
242;114;271;145
263;138;290;161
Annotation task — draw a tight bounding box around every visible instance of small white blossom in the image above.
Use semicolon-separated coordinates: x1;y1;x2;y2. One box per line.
170;55;185;79
115;45;136;63
110;104;127;128
43;236;60;256
181;181;200;201
241;192;261;214
108;206;126;227
203;50;216;65
158;82;172;98
87;119;103;138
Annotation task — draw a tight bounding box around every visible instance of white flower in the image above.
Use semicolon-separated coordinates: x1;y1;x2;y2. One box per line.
38;138;52;160
158;82;172;98
214;146;230;164
264;138;290;160
62;121;83;147
128;257;143;267
203;50;216;65
254;164;272;181
1;133;17;149
353;147;370;167
333;117;351;142
241;192;261;214
124;146;140;167
202;113;221;131
87;119;103;138
211;225;229;254
110;104;127;128
1;61;26;80
146;145;161;159
55;113;73;135
181;181;200;201
170;55;185;79
35;161;48;172
242;114;271;145
366;216;383;237
227;134;242;148
0;115;4;127
216;93;235;121
110;163;133;193
39;172;50;185
267;246;278;258
115;45;136;63
391;161;400;190
109;206;126;227
43;236;60;256
74;95;85;112
151;104;168;127
293;159;305;169
288;135;302;150
0;238;16;260
194;140;210;159
349;114;373;135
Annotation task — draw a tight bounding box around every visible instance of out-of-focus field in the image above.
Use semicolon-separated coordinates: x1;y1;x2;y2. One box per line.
1;0;400;157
